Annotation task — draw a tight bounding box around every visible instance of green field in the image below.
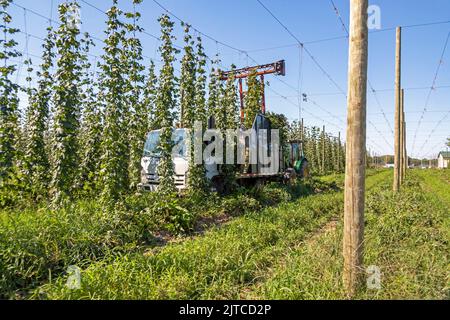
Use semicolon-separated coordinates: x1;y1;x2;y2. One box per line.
1;169;448;299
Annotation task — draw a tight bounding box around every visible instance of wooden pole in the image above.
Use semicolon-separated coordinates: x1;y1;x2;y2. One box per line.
343;0;368;297
403;122;409;170
399;89;404;184
401;89;407;180
404;122;408;170
394;27;402;192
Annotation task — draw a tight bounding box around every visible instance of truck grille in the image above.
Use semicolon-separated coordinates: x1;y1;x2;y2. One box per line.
146;174;185;186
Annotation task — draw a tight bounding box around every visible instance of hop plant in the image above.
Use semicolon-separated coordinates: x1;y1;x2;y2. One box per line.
0;0;21;185
49;1;84;205
207;60;222;120
186;35;210;196
143;60;157;131
155;14;179;196
76;33;102;196
243;69;261;129
125;0;147;191
222;67;239;129
179;23;196;128
23;27;55;197
98;0;130;202
194;36;208;127
216;65;239;193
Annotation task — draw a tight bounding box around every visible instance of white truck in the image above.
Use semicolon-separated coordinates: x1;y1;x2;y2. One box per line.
138;128;219;192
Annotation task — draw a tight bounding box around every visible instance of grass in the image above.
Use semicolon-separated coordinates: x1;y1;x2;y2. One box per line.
0;200;150;298
242;170;449;299
2;169;447;300
0;175;334;298
414;169;450;206
34;170;393;299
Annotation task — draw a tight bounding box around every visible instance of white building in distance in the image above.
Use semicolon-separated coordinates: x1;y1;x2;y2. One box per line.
437;151;450;169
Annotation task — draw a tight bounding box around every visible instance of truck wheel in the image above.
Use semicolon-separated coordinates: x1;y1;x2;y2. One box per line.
212;176;225;195
284;168;297;185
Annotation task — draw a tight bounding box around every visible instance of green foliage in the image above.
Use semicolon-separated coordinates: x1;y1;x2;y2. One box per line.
289;122;345;175
219;194;261;217
98;0;130;202
23;27;55;197
179;23;196;127
252;182;292;206
50;1;84;205
187;35;209;196
155;14;179;196
178;23;207;195
254;172;448;300
216;65;239;193
76;34;101;197
0;0;21;190
0;166;31;209
243;69;261;129
152;197;194;234
0;200;154;298
0;170;323;298
33;174;345;300
125;1;147;191
33;170;448;300
194;36;208;127
207;62;222;119
143;60;157;130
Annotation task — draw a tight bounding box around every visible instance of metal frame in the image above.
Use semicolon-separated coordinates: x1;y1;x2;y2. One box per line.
219;60;286;123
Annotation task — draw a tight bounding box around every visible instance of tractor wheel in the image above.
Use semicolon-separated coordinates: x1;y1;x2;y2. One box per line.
299;159;309;178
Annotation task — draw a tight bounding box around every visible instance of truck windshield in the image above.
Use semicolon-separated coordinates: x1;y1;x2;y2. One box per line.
143;129;187;158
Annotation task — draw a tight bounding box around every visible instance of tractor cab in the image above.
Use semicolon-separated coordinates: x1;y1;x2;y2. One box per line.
287;139;309;178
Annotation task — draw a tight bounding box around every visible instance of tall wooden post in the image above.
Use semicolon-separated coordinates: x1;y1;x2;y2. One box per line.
343;0;368;297
401;89;407;181
399;89;404;184
394;27;402;192
404;122;407;171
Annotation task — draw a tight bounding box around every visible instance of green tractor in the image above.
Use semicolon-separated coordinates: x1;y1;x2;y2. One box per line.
284;139;309;184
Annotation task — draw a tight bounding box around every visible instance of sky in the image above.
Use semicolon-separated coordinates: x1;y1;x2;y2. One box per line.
7;0;450;159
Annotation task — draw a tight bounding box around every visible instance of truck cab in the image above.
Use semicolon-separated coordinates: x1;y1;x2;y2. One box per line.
138;128;219;192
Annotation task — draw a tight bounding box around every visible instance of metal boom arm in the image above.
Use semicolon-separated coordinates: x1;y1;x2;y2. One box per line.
219;60;286;122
